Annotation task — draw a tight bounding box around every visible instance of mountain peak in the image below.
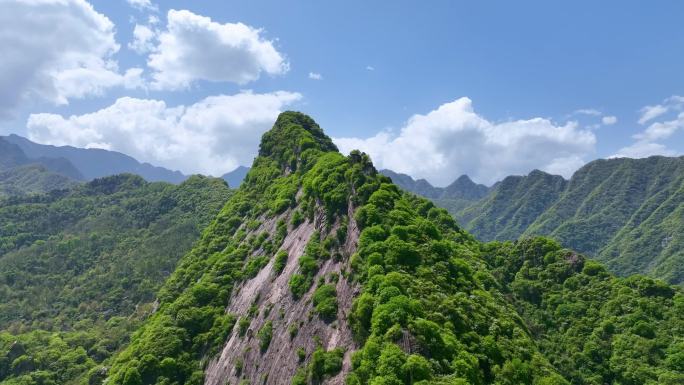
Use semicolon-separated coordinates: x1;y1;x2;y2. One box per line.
443;174;490;200
258;111;338;171
454;174;474;184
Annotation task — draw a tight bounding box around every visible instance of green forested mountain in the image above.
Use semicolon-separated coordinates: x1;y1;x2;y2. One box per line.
458;170;568;242
0;174;232;385
387;157;684;285
91;112;682;385
524;157;684;284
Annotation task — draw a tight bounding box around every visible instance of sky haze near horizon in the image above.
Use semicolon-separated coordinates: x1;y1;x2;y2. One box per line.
0;0;682;185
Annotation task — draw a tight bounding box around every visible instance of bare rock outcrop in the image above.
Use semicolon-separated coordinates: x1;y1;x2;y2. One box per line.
204;205;360;385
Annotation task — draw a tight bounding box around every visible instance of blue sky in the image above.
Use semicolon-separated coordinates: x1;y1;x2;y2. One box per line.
1;0;683;185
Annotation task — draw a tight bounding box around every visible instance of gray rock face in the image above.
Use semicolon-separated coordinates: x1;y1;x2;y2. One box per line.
205;204;361;385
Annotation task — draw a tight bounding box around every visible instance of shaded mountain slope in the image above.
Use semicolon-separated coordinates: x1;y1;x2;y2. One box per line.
525;156;683;250
379;169;489;201
101;112;683;385
519;157;684;284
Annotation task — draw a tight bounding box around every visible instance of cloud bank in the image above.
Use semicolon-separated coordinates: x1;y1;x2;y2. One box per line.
0;0;142;117
334;97;596;185
26;91;302;176
146;9;289;90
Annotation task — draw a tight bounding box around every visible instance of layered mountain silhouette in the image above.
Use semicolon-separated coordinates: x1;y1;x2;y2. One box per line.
0;137;80;195
1;135;253;189
3;134;186;183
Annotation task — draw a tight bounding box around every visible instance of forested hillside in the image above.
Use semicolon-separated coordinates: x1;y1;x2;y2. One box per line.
484;238;684;385
0;174;232;385
98;112;682;385
387;157;684;285
458;170;567;241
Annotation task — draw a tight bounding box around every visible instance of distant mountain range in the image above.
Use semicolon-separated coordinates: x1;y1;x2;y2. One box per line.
0;135;249;191
386;156;684;285
379;169;490;214
4;133;682;285
0;137;78;196
3;134;186;183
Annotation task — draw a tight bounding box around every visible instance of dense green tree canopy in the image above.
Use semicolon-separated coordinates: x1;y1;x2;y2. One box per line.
0;174;232;385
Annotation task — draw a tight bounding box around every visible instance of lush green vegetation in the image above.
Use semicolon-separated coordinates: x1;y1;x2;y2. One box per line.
292;347;344;385
4;112;683;385
0;174;232;385
258;321;273;352
273;250;288;275
397;157;684;285
106;112;684;385
312;284;338;321
346;183;570;385
483;237;684;384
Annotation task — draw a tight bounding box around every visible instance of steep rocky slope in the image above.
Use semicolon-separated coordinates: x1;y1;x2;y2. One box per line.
205;205;359;385
103;112;683;385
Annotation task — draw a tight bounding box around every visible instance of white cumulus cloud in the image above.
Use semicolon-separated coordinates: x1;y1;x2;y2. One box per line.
613;95;684;158
146;9;289;90
126;0;157;12
0;0;143;117
638;105;668;125
308;72;323;80
574;108;602;116
26;91;302;175
128;24;157;54
602;115;617;125
638;96;684;125
334;97;596;186
612;141;676;158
